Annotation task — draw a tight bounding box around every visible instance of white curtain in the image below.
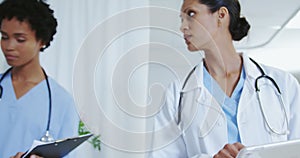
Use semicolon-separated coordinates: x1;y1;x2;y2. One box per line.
47;1;151;157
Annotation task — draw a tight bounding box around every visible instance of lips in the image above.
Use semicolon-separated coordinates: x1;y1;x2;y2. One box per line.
184;34;192;45
4;54;17;60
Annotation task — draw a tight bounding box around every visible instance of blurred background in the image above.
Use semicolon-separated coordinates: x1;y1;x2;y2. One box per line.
0;0;299;157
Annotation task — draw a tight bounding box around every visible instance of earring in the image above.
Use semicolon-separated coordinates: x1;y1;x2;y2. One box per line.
218;19;221;27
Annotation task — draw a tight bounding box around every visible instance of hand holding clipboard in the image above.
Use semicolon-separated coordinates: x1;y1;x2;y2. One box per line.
22;134;93;158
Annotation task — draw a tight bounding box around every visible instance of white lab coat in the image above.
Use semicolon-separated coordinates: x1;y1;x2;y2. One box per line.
150;54;300;158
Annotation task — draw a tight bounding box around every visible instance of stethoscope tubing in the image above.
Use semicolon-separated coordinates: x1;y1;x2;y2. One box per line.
42;68;52;132
0;67;12;99
0;67;53;139
178;58;289;135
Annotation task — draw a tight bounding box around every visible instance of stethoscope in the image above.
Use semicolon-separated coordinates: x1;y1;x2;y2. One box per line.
177;58;289;135
0;67;55;142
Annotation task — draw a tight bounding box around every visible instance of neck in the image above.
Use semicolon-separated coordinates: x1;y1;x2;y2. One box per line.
203;43;242;77
11;64;45;83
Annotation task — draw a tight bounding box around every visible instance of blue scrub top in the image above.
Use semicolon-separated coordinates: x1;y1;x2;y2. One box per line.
203;66;245;144
0;72;79;158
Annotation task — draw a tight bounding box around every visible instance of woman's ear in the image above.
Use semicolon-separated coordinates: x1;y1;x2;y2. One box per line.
218;6;229;19
39;40;46;50
217;6;229;27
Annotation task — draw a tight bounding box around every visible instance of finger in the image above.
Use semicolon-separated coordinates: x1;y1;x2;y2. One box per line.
214;148;234;158
224;144;240;155
10;152;25;158
233;142;245;151
30;155;43;158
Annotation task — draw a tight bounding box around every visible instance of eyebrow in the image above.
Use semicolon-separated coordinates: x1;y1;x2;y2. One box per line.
0;30;27;36
182;7;192;13
179;6;193;18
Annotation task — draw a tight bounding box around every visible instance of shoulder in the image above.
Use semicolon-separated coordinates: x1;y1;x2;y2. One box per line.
160;79;182;114
48;78;72;96
243;55;298;84
168;79;181;92
48;77;75;107
261;65;300;96
262;64;298;83
165;79;181;101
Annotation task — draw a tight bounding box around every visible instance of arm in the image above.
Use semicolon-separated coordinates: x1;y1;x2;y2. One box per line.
149;81;188;158
61;103;80;158
149;81;222;158
57;95;80;158
57;100;80;139
286;74;300;140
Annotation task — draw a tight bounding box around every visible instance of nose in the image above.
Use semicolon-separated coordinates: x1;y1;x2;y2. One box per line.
180;18;189;33
1;39;16;51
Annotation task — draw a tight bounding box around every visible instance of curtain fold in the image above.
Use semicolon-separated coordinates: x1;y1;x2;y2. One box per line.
46;1;150;157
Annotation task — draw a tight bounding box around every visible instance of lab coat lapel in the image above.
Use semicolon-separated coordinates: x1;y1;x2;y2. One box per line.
180;87;228;155
180;62;228;155
238;54;261;113
179;61;222;136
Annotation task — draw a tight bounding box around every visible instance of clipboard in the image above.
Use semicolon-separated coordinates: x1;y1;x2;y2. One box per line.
22;133;93;158
236;139;300;158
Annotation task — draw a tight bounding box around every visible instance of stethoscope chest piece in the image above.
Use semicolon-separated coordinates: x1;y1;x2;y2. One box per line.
40;130;55;142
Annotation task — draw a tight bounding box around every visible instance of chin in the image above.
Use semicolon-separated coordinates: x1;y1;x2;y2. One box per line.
187;45;201;52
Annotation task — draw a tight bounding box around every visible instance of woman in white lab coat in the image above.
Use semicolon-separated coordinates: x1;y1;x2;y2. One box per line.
150;0;300;157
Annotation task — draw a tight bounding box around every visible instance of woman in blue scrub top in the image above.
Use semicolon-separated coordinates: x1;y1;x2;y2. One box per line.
0;0;79;157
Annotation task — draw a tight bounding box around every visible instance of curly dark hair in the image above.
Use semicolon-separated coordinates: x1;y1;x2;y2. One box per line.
0;0;57;51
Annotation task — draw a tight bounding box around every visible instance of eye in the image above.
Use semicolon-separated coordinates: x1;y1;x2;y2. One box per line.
1;34;8;40
16;37;26;43
187;10;196;17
